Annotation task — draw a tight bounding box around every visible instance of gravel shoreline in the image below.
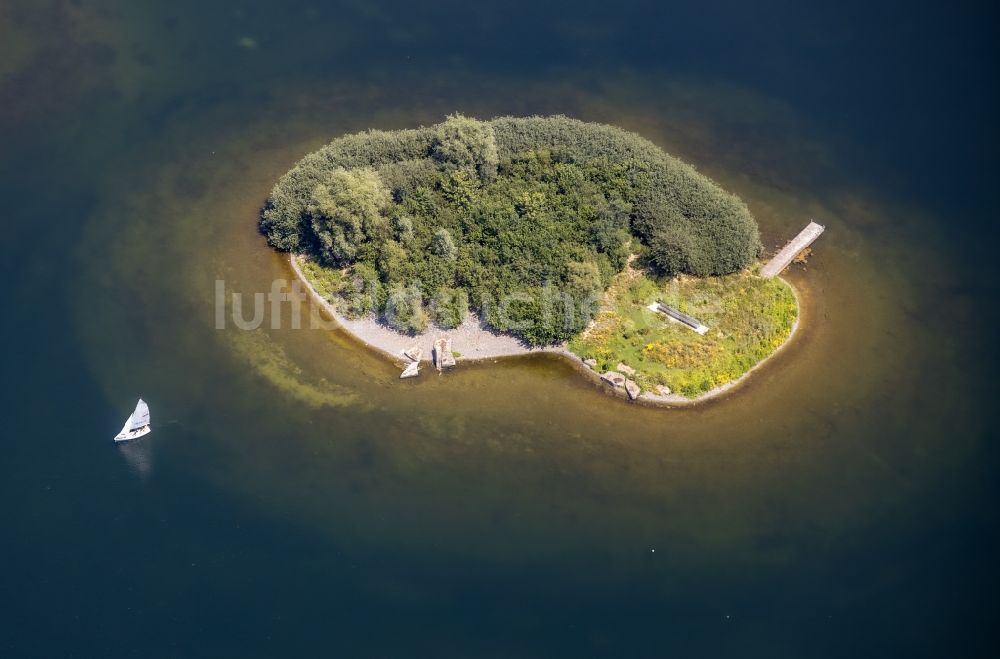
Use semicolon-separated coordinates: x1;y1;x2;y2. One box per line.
288;254;801;407
289;255;565;363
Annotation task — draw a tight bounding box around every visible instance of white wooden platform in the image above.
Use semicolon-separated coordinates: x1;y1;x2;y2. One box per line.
760;221;825;278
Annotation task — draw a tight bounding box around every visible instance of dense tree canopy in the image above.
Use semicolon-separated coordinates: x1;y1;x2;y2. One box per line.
260;115;762;344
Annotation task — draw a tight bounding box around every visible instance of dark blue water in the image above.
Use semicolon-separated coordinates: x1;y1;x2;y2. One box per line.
2;1;998;657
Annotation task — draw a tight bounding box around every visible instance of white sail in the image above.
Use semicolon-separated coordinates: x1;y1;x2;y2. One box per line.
117;415;133;438
129;399;150;430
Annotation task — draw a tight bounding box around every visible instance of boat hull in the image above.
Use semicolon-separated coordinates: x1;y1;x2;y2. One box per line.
114;425;152;442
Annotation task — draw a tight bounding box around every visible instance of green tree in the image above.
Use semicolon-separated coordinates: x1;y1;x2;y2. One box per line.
340;263;382;317
431;287;469;328
391;213;413;241
309;167;391;266
431;114;499;182
440;167;480;210
430;228;458;260
384;284;429;334
377;240;410;284
648;225;709;276
566;261;602;296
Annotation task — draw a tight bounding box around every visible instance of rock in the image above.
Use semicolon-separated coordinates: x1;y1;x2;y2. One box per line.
403;346;423;362
625;379;641;400
600;372;626;389
400;361;419;378
583;358;597;369
657;385;672;396
616;362;636;376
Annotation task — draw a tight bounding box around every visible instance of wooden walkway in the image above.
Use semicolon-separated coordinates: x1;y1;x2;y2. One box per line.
760;221;825;278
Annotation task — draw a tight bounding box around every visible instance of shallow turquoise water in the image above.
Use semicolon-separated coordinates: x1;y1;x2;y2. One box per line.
2;2;998;657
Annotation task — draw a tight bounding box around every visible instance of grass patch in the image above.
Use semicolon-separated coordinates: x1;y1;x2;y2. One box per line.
299;258;344;302
568;266;797;398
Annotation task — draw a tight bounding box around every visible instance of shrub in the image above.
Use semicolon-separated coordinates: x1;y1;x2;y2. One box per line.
340;263;381;318
431;114;499;182
383;283;428;334
308;168;391;266
430;228;458;259
378;158;440;202
648;225;706;276
392;213;414;241
431;287;469;328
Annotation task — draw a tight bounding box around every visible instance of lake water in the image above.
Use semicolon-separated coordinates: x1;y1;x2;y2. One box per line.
2;1;998;657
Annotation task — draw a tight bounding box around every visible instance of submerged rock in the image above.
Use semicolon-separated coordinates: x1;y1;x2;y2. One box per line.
600;372;626;388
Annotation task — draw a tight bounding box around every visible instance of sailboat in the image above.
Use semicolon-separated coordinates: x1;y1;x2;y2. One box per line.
114;398;151;442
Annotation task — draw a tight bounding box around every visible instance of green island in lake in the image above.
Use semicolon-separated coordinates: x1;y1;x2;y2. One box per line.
261;114;804;402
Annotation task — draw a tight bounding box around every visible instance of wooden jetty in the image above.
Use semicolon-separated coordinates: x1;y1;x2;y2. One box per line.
647;302;709;335
760;220;825;278
433;336;456;370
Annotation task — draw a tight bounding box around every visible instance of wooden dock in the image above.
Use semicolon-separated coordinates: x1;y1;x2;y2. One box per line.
433;336;455;370
760;221;825;278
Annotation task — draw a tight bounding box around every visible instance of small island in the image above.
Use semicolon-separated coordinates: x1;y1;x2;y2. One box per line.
261;115;803;403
